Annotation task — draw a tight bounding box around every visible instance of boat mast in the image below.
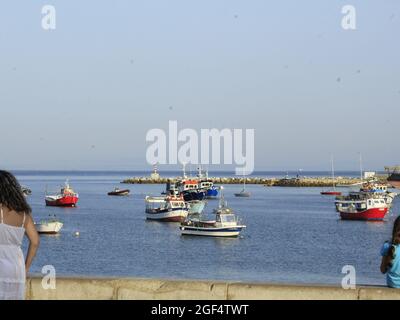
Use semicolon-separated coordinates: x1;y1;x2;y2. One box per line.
359;152;363;183
331;154;336;190
243;168;246;191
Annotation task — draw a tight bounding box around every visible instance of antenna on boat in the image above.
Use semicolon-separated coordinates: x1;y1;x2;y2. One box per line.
182;163;187;178
197;165;202;178
359;152;363;183
218;186;226;209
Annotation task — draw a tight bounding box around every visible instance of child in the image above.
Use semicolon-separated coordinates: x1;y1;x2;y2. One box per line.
381;216;400;288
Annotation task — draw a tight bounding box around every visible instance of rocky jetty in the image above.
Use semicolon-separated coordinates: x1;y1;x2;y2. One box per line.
121;176;389;187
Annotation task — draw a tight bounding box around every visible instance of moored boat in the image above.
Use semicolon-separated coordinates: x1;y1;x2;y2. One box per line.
320;156;342;196
234;189;251;197
145;194;188;222
197;169;219;199
235;175;250;197
35;216;63;234
321;191;342;196
108;188;130;196
180;187;246;237
45;180;79;207
338;197;388;221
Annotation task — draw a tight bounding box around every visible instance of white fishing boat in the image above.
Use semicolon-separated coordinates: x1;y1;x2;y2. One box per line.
35;216;63;234
180;187;246;237
145;194;188;222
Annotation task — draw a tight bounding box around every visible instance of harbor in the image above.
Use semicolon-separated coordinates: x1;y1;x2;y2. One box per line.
16;170;400;287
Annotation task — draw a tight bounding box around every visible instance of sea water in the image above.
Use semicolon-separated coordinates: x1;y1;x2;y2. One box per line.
16;170;396;286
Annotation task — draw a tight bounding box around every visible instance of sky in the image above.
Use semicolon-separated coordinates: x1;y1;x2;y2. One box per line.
0;0;399;171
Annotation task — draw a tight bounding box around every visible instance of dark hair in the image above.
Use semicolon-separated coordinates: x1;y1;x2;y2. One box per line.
388;216;400;268
0;170;31;214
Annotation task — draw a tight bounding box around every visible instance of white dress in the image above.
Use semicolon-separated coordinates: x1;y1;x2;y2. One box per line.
0;206;26;300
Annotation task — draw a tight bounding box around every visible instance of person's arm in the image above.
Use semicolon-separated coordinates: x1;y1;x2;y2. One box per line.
24;214;40;275
381;255;391;273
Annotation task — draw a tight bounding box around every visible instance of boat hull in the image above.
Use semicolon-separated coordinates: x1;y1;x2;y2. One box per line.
108;189;130;196
45;196;79;207
235;192;251;197
180;226;245;237
321;191;342;196
339;207;388;221
182;190;206;202
35;222;63;234
146;209;188;222
205;188;219;199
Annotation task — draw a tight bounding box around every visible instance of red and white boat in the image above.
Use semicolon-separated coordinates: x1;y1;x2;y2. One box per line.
45;181;79;207
338;196;388;221
145;194;188;222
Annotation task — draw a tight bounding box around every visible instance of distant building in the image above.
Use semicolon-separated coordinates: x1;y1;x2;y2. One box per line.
150;164;160;180
364;171;376;179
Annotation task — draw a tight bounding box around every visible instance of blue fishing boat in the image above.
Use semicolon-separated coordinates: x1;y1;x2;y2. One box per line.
196;167;218;199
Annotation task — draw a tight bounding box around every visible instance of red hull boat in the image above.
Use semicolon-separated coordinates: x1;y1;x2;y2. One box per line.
45;181;79;207
340;207;388;221
45;195;79;207
321;191;342;196
338;197;389;221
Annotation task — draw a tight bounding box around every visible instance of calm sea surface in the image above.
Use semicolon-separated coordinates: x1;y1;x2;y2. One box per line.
14;171;398;286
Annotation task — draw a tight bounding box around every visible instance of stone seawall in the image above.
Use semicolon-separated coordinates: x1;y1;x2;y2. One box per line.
26;277;400;300
121;176;382;187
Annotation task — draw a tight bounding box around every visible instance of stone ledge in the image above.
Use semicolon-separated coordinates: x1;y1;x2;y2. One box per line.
25;277;400;300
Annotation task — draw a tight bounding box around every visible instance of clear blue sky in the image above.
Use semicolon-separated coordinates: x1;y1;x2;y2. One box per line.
0;0;399;171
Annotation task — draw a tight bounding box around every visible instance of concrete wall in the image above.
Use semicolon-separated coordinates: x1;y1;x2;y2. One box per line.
25;277;400;300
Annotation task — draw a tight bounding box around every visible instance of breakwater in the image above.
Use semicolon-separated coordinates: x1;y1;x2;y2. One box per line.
26;277;400;300
121;176;388;187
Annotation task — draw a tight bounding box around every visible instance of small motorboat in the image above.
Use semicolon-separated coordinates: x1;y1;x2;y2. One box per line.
108;188;130;196
35;216;63;234
45;180;79;207
180;187;246;237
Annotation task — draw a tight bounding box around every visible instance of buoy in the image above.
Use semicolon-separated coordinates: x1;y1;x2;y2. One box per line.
74;231;80;237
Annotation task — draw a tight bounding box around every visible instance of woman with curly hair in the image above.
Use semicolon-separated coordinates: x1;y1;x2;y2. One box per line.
381;215;400;288
0;170;40;300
